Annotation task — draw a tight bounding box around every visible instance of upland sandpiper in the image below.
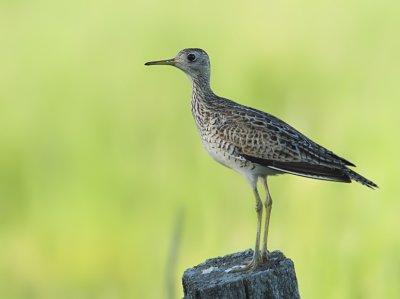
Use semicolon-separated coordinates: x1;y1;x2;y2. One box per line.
145;48;377;271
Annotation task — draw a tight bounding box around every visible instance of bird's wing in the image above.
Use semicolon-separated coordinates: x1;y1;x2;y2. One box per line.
215;101;354;182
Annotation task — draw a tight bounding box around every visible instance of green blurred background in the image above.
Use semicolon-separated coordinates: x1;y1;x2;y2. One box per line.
0;0;399;298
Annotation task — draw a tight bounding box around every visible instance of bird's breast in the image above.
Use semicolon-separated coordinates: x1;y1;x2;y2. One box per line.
201;136;244;169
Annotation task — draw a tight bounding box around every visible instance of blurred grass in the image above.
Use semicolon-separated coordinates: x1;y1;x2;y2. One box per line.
0;0;399;298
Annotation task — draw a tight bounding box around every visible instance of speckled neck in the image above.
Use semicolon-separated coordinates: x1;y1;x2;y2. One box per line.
191;74;212;97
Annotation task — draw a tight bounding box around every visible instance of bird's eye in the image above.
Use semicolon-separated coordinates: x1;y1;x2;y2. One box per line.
187;53;196;62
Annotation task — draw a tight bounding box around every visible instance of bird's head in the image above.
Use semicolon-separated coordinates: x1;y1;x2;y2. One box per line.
145;48;210;82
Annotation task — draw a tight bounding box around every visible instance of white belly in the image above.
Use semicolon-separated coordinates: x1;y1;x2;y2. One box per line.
204;142;240;170
202;139;281;178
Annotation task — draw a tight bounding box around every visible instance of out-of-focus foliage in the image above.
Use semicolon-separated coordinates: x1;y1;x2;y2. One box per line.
0;0;398;298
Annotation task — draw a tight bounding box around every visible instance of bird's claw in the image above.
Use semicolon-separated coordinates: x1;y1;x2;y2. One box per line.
231;255;262;273
261;249;270;263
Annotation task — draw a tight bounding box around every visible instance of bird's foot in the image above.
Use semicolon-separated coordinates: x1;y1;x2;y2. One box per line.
230;254;262;273
261;249;270;263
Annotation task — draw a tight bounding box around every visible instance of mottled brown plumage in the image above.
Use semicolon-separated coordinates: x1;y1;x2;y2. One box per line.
192;85;376;186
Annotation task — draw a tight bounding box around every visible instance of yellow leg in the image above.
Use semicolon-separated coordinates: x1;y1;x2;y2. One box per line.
232;186;263;272
261;177;273;261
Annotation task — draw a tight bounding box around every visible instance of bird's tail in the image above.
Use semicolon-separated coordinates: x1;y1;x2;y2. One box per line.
345;168;378;189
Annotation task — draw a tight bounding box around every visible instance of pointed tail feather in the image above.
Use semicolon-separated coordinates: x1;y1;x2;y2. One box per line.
345;169;378;189
241;154;378;189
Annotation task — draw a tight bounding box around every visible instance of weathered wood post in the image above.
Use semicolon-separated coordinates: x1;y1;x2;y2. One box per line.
182;249;300;299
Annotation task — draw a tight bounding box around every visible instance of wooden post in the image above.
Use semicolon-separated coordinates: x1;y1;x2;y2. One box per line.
182;249;300;299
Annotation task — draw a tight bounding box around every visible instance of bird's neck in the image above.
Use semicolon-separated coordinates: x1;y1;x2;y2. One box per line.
190;76;215;128
191;76;213;101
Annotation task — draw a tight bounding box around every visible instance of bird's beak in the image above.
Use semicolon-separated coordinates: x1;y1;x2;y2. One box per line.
144;58;175;66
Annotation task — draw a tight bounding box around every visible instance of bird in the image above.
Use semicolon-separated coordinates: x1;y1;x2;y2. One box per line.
145;48;377;271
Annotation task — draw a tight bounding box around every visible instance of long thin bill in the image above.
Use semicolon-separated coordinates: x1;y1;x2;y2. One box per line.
144;58;175;66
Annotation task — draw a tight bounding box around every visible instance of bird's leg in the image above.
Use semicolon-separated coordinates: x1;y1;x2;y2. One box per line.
261;177;273;262
249;187;263;268
232;186;263;272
